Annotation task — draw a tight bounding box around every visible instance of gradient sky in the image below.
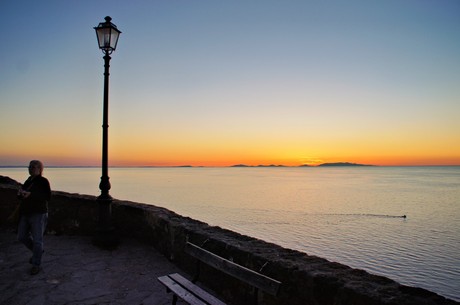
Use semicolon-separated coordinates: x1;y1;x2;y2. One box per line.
1;0;459;167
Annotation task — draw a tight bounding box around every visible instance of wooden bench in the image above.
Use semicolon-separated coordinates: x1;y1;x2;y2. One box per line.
158;241;281;305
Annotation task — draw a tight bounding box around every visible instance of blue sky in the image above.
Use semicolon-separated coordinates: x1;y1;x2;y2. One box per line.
1;1;459;166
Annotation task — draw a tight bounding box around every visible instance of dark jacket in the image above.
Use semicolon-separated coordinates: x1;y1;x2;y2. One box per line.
19;175;51;215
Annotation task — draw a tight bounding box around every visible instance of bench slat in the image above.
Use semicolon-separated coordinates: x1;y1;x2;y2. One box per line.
185;242;281;296
169;273;227;305
158;275;208;305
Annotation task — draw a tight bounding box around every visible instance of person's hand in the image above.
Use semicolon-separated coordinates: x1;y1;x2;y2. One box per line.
18;190;31;198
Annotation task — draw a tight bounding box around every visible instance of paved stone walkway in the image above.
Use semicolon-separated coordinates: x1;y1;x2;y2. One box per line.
0;231;188;305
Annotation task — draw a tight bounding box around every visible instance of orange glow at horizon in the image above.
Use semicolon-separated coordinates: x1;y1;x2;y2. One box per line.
2;130;459;167
2;151;459;167
101;149;460;167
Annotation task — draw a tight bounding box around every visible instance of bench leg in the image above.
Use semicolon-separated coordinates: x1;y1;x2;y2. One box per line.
165;287;178;305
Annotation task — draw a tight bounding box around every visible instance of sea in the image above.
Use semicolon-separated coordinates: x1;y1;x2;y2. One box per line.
1;166;459;301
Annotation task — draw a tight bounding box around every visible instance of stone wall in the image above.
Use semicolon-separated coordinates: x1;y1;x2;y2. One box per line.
0;180;457;305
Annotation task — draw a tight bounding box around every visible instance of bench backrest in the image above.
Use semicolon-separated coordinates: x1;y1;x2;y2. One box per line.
185;242;281;296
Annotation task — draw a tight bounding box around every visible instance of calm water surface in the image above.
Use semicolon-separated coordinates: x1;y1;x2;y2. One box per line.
2;166;459;301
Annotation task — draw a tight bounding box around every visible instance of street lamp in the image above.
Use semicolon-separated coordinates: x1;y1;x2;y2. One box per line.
93;16;121;248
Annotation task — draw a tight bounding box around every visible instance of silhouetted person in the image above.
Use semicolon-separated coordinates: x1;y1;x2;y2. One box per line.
17;160;51;275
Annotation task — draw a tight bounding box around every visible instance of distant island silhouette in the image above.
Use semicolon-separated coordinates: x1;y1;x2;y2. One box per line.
231;162;374;167
317;162;374;167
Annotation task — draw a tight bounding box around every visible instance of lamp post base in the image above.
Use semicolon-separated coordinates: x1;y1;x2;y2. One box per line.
92;196;119;250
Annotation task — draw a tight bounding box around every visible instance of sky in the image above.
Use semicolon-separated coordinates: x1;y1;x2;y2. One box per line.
1;0;459;167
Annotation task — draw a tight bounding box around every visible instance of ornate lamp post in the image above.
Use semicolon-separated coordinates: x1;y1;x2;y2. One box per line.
93;16;121;248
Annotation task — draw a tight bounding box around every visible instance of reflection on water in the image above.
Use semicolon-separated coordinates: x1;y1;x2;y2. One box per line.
2;166;459;301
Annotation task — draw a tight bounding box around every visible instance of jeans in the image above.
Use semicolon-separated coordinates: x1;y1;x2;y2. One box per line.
17;213;48;266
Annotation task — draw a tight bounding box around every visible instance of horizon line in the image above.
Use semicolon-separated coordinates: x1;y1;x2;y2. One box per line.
1;163;460;168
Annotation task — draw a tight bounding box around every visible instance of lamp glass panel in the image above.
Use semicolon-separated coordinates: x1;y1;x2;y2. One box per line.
96;27;112;49
109;29;120;50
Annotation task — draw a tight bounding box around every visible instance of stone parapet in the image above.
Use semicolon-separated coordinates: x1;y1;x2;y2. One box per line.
0;180;457;305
